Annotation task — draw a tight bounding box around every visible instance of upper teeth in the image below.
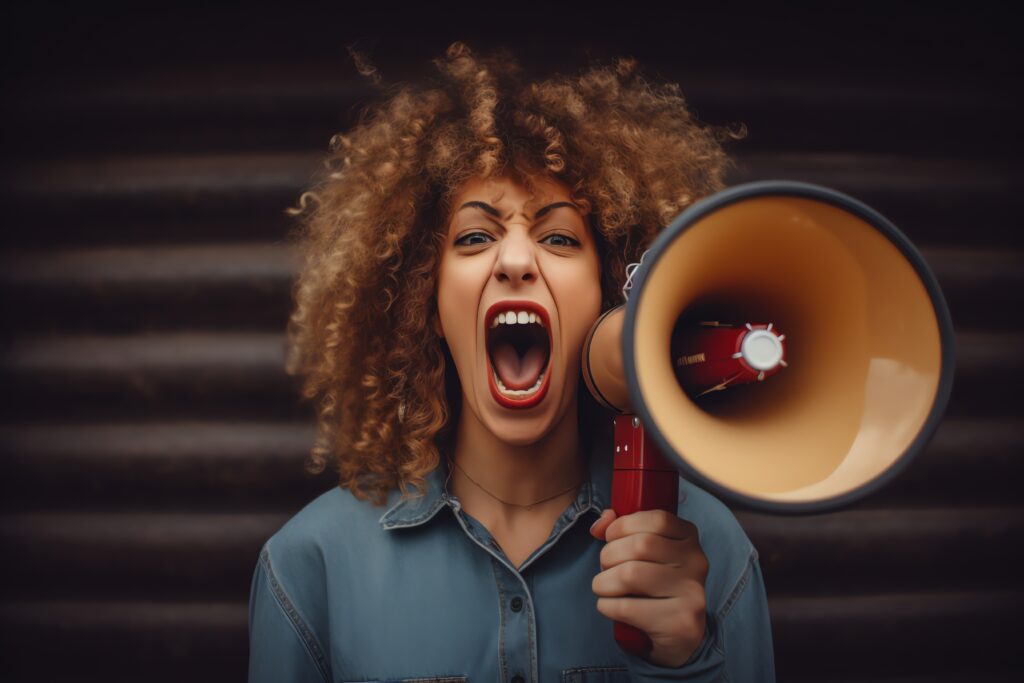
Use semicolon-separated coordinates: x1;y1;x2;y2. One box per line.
491;310;544;328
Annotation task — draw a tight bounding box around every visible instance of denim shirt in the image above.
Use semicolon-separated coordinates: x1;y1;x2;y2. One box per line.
248;432;775;683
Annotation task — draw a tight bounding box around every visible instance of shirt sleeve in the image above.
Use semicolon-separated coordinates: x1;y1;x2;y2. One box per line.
622;549;776;682
248;548;331;683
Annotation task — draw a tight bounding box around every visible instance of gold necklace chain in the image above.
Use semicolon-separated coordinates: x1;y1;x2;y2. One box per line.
448;457;582;510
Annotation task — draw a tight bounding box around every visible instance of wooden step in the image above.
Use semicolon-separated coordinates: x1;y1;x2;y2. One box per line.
2;331;1011;419
0;599;246;682
1;244;1018;333
738;506;1024;594
730;153;1023;247
0;332;303;419
6;67;1015;160
0;242;298;333
0;512;285;601
1;592;1019;681
770;591;1024;678
0;420;330;511
1;153;1019;246
1;417;1016;511
2;507;1019;601
0;152;318;237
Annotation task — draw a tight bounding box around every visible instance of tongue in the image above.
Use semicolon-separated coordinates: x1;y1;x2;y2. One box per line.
492;343;546;390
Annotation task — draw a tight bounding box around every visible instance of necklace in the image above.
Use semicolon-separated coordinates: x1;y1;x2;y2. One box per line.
448;457;582;510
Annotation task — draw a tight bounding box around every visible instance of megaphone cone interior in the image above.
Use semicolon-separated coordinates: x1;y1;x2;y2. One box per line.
625;183;954;512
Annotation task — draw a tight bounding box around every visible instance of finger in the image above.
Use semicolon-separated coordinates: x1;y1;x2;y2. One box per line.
589;509;617;540
595;594;703;632
599;532;708;576
596;595;706;647
592;560;701;599
605;509;698;544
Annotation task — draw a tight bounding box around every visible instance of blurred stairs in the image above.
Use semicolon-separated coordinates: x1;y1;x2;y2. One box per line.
1;24;1022;683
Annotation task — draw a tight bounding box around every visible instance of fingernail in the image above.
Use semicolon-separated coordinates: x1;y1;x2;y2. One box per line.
589;518;600;533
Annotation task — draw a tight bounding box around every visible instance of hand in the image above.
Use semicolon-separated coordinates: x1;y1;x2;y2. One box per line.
590;508;709;668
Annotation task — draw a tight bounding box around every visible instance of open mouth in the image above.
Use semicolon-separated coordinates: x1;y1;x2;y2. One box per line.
484;301;553;408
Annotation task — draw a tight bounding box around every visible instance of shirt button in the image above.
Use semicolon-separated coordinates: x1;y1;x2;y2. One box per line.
511;675;525;683
510;596;523;612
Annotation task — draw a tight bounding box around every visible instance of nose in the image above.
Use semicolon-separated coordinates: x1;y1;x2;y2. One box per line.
492;230;538;286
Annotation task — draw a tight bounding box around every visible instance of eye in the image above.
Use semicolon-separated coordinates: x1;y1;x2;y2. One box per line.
541;233;581;248
455;231;495;247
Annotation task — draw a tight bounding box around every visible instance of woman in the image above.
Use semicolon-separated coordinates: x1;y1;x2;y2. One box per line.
249;42;774;682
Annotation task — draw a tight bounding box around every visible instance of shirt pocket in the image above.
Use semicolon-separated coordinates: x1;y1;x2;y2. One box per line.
561;666;630;683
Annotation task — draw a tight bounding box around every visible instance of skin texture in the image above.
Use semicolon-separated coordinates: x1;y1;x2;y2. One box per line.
437;175;600;449
437;175;710;667
436;175;599;536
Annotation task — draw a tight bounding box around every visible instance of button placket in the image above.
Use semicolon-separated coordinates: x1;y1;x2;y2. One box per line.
491;558;535;683
451;490;602;683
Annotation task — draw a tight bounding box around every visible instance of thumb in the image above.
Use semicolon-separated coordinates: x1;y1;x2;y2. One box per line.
589;509;617;540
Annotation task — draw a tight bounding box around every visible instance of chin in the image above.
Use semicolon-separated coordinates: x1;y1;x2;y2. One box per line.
485;395;554;441
485;416;553;446
479;379;575;447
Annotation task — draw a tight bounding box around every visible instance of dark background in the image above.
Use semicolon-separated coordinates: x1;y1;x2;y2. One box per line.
1;3;1021;681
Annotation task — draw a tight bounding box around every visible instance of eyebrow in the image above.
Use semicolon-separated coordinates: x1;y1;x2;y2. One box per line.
456;200;579;221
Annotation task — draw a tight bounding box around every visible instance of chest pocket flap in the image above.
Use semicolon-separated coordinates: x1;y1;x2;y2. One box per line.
344;678;468;683
561;666;630;683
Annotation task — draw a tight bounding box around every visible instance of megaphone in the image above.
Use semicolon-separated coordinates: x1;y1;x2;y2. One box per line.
582;180;956;654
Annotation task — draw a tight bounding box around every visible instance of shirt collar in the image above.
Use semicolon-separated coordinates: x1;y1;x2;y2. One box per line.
379;425;612;530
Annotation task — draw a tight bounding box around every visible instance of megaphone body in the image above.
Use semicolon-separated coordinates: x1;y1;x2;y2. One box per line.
582;181;956;655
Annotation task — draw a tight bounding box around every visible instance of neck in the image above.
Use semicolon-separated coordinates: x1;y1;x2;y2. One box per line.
449;395;585;526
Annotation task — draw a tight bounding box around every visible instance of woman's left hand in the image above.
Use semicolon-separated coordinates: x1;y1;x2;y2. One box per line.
590;508;709;668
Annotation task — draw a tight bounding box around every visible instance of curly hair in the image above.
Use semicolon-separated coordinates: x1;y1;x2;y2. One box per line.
284;41;742;507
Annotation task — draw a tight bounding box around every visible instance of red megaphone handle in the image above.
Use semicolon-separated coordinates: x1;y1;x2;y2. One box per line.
614;620;653;657
609;415;680;658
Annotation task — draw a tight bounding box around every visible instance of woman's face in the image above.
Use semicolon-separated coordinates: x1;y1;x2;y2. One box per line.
436;175;602;445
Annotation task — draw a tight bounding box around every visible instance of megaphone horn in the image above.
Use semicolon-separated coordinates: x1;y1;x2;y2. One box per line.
584;179;956;514
583;180;956;656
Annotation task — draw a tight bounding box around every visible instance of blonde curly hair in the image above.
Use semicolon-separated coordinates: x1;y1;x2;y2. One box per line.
284;41;742;506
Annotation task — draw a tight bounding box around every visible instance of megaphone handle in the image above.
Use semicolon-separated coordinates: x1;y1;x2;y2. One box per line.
614;620;653;659
610;414;681;658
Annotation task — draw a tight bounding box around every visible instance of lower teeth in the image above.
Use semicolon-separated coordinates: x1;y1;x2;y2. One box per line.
494;370;545;398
